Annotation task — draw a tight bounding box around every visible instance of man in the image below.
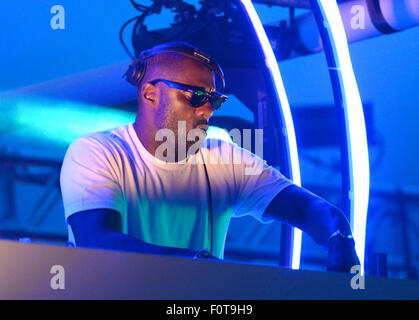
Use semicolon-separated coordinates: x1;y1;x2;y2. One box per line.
60;42;359;272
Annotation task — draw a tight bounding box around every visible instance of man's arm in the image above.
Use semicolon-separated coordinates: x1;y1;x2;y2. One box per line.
68;209;203;258
264;185;360;272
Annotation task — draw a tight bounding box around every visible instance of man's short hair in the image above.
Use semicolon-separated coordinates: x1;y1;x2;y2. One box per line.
123;41;225;92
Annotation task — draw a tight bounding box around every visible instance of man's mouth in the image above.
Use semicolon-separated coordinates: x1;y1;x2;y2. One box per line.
195;123;209;131
195;120;209;131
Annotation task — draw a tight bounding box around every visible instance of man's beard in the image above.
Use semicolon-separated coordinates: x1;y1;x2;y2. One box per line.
155;110;207;162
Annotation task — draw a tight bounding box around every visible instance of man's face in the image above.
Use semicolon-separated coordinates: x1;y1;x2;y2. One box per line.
154;58;216;154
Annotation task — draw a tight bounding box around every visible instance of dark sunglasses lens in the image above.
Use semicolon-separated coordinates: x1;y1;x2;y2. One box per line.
210;97;224;110
190;92;208;107
190;91;226;110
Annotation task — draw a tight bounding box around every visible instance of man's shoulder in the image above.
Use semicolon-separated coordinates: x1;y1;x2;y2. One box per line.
65;124;132;159
70;124;130;148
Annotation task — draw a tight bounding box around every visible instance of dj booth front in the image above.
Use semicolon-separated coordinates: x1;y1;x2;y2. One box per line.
0;240;417;300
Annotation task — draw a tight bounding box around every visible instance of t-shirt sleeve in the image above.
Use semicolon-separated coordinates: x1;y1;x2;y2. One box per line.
231;145;294;223
60;136;124;222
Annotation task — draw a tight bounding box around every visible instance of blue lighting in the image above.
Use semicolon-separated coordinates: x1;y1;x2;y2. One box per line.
311;0;370;273
240;0;302;270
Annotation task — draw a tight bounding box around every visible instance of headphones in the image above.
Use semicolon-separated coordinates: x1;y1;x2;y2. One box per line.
123;41;226;92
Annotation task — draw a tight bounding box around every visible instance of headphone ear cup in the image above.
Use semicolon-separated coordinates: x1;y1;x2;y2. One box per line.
124;59;146;86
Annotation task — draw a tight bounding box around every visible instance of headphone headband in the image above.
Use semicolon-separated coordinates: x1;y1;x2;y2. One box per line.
123;42;225;92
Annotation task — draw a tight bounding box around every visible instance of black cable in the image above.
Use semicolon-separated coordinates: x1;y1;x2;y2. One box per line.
201;150;214;255
130;0;149;12
119;15;145;59
120;1;160;59
131;13;147;56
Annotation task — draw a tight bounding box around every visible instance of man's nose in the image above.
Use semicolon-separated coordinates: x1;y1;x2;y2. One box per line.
195;101;213;120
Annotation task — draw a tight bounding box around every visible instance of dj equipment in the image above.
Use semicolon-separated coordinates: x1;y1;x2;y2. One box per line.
0;240;417;299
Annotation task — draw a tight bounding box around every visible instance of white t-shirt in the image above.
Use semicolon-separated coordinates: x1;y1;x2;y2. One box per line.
60;123;294;259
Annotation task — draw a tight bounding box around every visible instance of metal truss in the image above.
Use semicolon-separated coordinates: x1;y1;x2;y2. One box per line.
0;152;67;243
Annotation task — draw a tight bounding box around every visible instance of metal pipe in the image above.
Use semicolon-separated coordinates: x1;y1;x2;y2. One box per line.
292;0;419;55
309;0;370;273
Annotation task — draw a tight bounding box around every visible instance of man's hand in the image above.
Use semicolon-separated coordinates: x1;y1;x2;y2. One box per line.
327;236;360;273
263;185;360;272
193;249;222;262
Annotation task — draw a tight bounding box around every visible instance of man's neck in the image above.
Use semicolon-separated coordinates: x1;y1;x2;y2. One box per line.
133;120;158;156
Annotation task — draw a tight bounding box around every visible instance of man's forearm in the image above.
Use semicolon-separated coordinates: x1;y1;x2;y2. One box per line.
265;185;359;272
93;231;199;258
265;185;353;248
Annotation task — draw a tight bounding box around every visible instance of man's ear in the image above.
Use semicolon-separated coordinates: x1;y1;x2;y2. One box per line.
140;83;158;108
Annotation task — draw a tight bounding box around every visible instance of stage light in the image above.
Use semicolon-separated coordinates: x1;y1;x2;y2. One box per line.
311;0;370;273
1;97;135;146
240;0;302;270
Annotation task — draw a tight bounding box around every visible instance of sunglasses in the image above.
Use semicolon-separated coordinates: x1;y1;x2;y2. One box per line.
149;78;228;110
